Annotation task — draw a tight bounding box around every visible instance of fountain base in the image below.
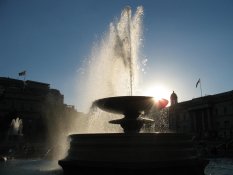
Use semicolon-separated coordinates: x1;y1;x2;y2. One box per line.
58;133;208;175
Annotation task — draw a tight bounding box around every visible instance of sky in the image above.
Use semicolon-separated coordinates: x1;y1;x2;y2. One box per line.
0;0;233;112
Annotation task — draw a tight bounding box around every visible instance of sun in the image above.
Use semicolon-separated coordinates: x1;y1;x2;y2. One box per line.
143;84;171;104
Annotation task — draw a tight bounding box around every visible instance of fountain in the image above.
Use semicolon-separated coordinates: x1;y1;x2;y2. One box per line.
8;117;23;136
58;6;208;175
7;117;24;145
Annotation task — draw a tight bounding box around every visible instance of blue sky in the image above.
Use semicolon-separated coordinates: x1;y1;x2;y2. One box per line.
1;0;233;112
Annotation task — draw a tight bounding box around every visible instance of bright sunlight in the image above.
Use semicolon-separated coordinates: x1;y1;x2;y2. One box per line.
143;84;171;105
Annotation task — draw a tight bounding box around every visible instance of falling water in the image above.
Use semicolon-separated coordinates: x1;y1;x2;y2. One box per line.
44;6;144;160
85;6;143;104
80;6;144;133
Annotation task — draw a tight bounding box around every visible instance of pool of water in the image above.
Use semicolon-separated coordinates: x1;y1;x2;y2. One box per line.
205;158;233;175
0;159;62;175
0;158;233;175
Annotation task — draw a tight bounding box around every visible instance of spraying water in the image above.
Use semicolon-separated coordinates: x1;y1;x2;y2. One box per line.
78;6;144;133
83;6;143;107
8;117;23;136
47;6;144;160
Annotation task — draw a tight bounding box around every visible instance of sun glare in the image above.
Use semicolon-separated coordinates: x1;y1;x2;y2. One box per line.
143;85;171;104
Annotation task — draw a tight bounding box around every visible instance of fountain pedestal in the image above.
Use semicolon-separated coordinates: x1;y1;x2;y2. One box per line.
58;96;208;175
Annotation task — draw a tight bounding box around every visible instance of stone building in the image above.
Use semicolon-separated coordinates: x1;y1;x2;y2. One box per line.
169;90;233;139
0;77;83;146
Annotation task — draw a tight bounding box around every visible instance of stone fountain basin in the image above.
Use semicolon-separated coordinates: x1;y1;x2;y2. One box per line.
93;96;168;117
58;133;208;174
62;133;196;163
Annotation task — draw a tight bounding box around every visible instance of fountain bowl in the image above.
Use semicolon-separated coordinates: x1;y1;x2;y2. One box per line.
93;96;168;117
92;96;169;133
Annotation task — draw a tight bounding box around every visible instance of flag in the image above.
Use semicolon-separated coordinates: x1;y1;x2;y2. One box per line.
196;78;200;88
19;70;26;76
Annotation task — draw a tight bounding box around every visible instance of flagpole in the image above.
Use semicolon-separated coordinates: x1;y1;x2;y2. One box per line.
199;79;203;97
196;78;203;97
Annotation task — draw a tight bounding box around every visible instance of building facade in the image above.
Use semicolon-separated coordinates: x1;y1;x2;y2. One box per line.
0;77;82;146
169;90;233;139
